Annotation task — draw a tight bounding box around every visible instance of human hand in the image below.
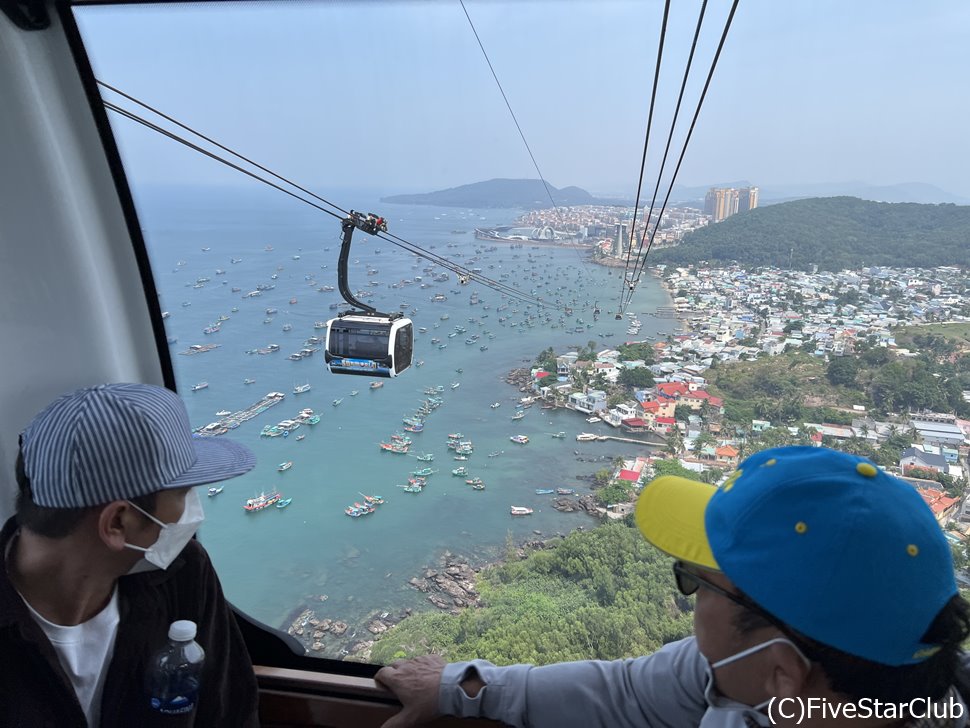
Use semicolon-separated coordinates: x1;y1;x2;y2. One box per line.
375;654;447;728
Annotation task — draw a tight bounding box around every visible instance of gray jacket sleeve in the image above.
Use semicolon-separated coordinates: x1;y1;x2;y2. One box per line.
438;636;709;728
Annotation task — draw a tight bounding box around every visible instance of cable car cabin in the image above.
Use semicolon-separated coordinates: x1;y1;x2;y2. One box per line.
324;314;413;377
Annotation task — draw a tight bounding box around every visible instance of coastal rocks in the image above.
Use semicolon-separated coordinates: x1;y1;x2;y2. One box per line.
551;493;599;515
367;620;389;635
504;368;533;389
330;621;349;636
411;557;483;610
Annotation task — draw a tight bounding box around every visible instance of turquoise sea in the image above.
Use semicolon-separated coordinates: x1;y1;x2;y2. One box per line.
136;186;673;655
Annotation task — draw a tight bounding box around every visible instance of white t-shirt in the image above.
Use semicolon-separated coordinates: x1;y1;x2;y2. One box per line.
21;585;121;728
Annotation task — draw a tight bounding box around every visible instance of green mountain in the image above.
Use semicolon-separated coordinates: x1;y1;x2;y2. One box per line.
380;178;625;208
653;197;970;270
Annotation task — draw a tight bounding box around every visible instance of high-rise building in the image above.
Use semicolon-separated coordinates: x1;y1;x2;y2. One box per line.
738;187;759;213
705;186;758;222
612;223;629;256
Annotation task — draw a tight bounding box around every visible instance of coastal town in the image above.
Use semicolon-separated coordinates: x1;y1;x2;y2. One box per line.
519;258;970;547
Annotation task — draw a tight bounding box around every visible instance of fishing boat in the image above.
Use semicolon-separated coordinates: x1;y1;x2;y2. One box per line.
510;506;534;516
350;390;359;396
509;435;529;444
416;453;435;462
411;467;435;477
207;486;224;497
551;431;566;439
397;484;423;493
293;383;311;394
511;411;525;421
332;398;343;406
451;466;468;476
469;481;485;490
447;433;464;440
535;488;555;495
453;455;468;461
403;423;424;433
369;381;383;390
490;402;501;409
244;490;282;512
488;451;503;458
277;461;293;472
556;488;575;495
465;477;484;487
276;498;293;508
360;494;385;505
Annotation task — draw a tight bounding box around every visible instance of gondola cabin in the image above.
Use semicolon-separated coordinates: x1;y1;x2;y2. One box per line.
324;314;413;378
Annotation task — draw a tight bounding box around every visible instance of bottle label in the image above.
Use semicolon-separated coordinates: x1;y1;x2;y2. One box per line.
149;675;200;714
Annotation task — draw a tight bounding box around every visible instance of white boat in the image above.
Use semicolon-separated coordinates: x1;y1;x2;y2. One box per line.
490;402;501;409
450;382;460;389
586;416;601;423
207;486;224;497
293;383;311;394
215;410;231;416
510;506;534;516
332;398;343;406
576;433;598;442
244;378;256;385
191;382;208;391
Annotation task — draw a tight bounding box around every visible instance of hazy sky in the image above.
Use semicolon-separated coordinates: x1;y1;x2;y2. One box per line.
75;1;970;199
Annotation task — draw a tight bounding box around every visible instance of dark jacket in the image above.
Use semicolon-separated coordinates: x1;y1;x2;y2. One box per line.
0;517;259;727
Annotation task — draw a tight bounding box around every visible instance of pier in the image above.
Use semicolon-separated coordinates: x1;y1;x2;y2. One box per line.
194;392;286;436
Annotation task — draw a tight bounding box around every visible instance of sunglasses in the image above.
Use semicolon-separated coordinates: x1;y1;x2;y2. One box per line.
672;561;810;645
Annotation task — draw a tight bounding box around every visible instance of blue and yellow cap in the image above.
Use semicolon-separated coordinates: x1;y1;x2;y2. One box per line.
635;446;957;666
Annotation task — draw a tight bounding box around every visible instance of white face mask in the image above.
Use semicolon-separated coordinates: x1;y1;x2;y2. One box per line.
704;638;810;726
124;488;204;573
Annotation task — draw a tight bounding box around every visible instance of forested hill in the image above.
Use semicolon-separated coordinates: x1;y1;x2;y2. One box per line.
381;178;625;208
653;197;970;270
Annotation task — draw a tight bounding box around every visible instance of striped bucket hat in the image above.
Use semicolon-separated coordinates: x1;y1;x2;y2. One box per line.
21;383;256;507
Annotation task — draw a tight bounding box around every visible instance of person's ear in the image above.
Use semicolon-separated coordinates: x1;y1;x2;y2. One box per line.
98;501;143;551
764;643;812;699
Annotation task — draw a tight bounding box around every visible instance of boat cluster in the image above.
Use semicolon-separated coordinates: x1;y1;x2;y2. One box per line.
346;494;384;518
260;408;320;437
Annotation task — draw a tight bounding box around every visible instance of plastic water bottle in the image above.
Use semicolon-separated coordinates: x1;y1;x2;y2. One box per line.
147;620;205;715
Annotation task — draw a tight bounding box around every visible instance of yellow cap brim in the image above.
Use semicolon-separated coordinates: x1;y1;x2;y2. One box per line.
635;476;719;570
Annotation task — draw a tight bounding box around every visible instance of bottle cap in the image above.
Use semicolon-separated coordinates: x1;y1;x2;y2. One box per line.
168;620;197;641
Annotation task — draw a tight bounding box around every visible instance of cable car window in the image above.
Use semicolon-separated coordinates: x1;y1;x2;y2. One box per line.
329;323;390;361
393;323;413;371
68;0;970;674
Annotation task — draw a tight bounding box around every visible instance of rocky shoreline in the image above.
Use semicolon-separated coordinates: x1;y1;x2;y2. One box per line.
280;366;618;661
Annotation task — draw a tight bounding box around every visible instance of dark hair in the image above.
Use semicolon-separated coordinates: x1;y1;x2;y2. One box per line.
15;449;158;538
734;591;970;702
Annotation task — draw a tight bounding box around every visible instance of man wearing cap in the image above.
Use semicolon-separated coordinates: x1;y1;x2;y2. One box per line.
376;446;970;727
0;383;260;727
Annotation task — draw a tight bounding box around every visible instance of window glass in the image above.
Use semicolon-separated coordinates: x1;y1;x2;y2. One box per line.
73;1;970;665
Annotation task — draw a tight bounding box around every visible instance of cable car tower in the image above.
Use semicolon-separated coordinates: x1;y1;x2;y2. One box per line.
324;211;413;377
